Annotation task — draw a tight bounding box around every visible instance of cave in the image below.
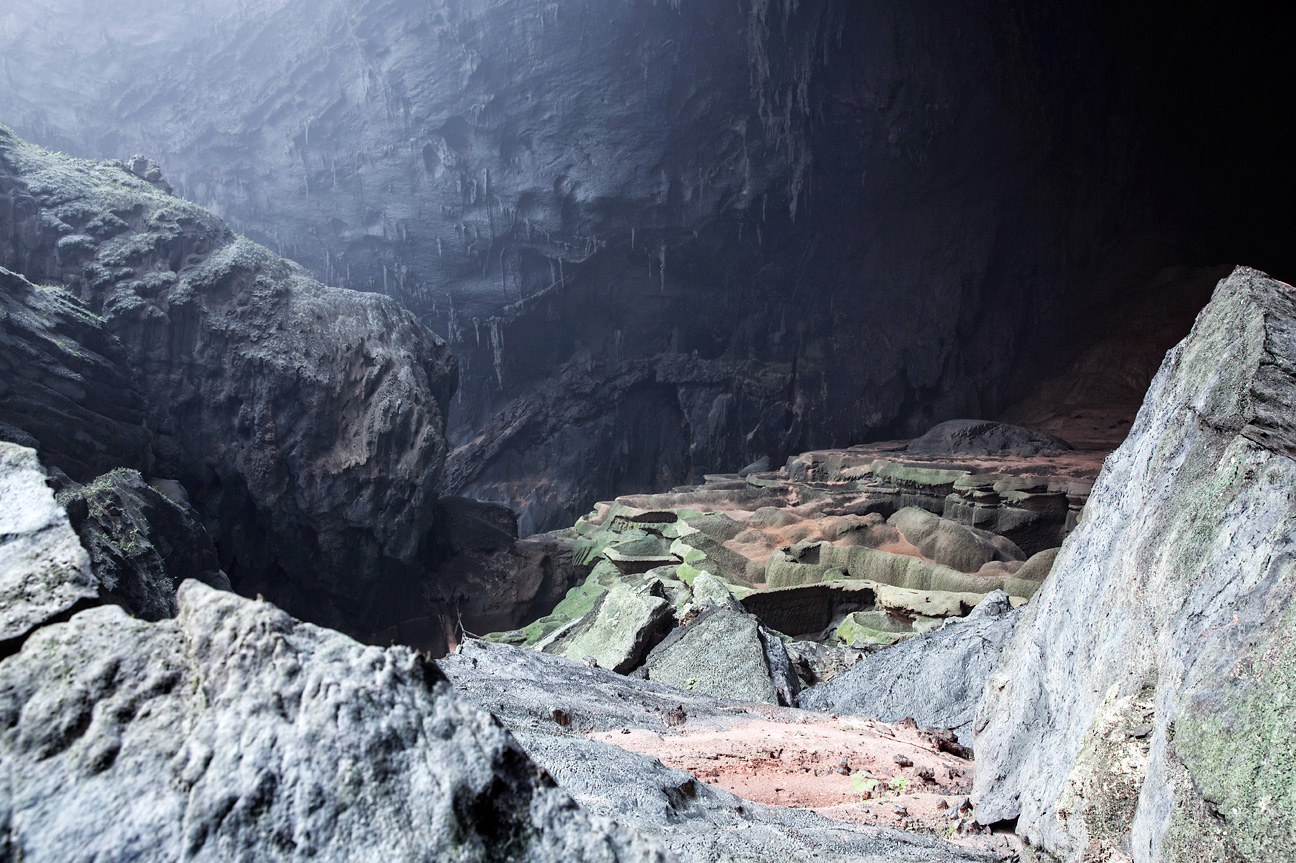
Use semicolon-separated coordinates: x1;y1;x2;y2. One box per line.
0;1;1292;860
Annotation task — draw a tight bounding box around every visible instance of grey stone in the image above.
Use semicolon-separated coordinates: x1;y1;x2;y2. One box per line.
799;591;1018;746
0;443;96;652
0;582;663;863
642;607;792;705
973;267;1296;862
0;129;457;635
442;640;995;863
0;267;152;480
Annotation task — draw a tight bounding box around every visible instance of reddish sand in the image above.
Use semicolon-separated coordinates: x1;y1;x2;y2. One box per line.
591;713;1019;855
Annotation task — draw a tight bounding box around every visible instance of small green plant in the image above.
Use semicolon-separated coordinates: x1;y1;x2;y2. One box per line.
685;677;698;691
889;776;908;793
849;772;879;800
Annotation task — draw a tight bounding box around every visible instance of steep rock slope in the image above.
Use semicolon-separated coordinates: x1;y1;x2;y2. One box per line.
973;267;1296;862
0;128;457;634
0;0;1196;532
0;266;152;480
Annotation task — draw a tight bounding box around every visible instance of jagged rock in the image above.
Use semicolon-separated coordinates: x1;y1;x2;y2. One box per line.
784;640;865;686
0;266;152;479
973;267;1296;862
442;640;991;863
906;420;1072;457
799;591;1019;745
0;128;457;635
888;507;1025;572
0;582;662;862
57;467;229;621
0;442;96;654
678;570;744;620
641;606;798;705
543;581;674;674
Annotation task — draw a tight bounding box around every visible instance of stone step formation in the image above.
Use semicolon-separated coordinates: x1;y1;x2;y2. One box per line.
481;421;1098;718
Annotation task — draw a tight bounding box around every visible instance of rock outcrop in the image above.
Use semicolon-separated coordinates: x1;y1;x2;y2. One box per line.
0;266;152;480
0;442;97;655
58;468;231;621
1;0;1238;535
799;591;1019;745
0;127;457;635
973;267;1296;862
0;580;664;862
442;639;997;863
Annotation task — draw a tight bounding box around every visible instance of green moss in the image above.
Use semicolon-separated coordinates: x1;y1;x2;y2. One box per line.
1172;598;1296;861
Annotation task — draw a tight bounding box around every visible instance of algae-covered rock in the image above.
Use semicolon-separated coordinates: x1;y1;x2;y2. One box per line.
888;507;1025;572
642;607;797;705
58;468;230;621
544;581;674;673
973;267;1296;862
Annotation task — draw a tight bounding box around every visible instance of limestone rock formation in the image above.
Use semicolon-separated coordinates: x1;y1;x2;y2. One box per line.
0;127;457;635
799;591;1019;745
905;420;1072;458
0;442;97;655
58;468;230;621
1;1;1222;535
973;267;1296;862
0;581;663;863
442;639;996;863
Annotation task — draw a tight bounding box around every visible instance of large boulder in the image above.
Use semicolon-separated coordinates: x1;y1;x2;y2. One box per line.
0;582;662;863
800;591;1018;745
905;420;1072;457
973;267;1296;862
0;127;457;635
543;581;674;674
641;606;799;705
58;468;230;621
888;507;1025;573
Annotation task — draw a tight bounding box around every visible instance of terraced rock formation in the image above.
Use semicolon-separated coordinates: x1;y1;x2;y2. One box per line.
482;420;1099;717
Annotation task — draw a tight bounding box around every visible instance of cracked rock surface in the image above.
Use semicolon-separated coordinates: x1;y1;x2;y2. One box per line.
974;267;1296;862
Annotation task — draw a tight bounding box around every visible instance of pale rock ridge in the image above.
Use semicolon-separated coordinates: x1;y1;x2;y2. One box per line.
973;267;1296;862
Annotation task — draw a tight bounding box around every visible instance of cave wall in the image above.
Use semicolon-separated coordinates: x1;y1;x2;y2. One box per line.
2;0;1285;533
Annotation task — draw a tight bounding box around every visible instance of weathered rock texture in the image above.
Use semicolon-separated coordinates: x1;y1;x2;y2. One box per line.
0;580;664;862
58;468;231;621
0;442;97;655
799;591;1018;745
3;0;1264;534
973;267;1296;862
0;127;457;635
0;266;152;479
442;639;995;863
